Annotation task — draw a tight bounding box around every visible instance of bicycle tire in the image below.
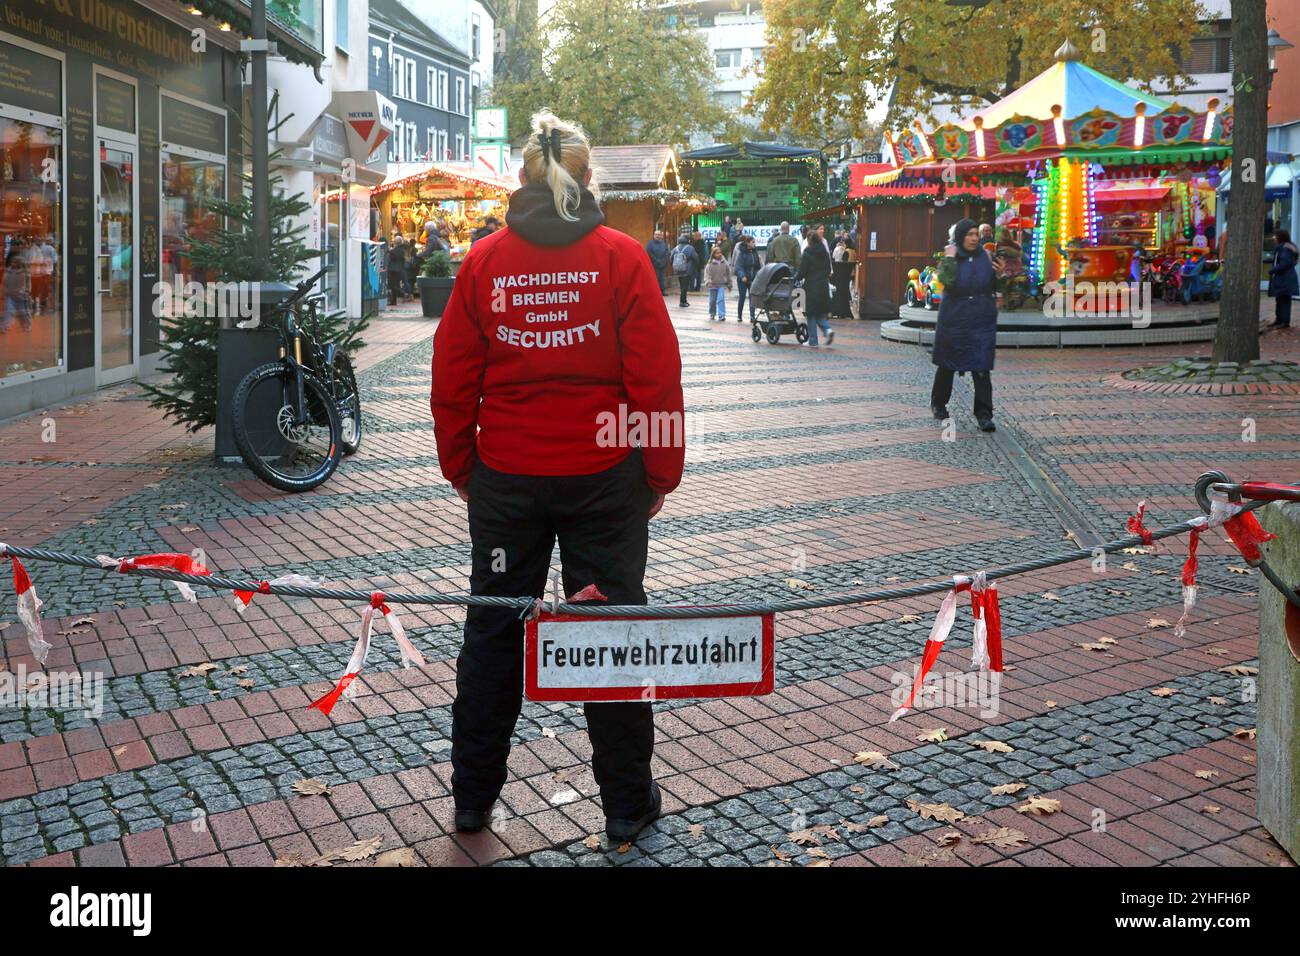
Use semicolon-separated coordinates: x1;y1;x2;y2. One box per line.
332;352;363;456
232;362;342;492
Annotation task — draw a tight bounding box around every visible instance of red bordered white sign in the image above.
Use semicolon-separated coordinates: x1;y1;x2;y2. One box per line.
525;612;775;703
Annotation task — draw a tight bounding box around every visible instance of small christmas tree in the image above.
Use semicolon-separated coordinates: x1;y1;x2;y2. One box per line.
144;100;368;432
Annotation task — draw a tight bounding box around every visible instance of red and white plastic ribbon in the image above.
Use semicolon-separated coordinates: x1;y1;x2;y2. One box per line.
233;574;320;614
891;576;968;723
969;572;1003;673
1175;516;1208;638
1214;500;1276;564
6;552;51;665
96;552;211;603
1126;500;1155;546
308;592;427;716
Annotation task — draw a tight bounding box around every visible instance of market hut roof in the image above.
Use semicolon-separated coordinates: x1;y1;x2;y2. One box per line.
372;162;518;198
590;145;680;190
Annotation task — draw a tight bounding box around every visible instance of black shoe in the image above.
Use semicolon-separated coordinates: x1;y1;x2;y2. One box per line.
605;783;662;844
826;329;835;345
454;807;490;833
931;405;949;420
977;418;996;433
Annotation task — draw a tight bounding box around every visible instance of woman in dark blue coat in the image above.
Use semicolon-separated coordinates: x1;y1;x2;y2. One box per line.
1268;229;1298;329
931;218;999;431
796;225;834;346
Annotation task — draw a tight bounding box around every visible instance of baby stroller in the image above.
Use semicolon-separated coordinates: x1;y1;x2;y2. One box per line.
748;262;808;345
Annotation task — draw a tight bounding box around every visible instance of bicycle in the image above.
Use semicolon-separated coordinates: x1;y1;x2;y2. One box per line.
231;266;364;492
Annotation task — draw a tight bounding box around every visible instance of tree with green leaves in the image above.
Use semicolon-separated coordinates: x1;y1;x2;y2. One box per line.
753;0;1207;140
143;103;365;433
488;0;735;146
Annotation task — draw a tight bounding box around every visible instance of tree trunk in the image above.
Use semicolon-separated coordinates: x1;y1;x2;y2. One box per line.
1213;0;1268;363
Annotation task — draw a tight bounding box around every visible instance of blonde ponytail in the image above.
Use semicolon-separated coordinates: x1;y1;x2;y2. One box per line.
521;110;599;222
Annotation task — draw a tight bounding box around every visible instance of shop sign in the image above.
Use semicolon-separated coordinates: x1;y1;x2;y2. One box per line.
161;95;225;157
0;38;62;117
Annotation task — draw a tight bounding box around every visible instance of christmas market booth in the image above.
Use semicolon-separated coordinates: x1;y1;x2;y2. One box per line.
371;161;518;262
590;145;715;244
860;38;1232;346
681;141;826;249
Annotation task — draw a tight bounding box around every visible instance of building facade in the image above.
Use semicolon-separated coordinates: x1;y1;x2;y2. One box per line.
0;0;249;419
663;0;768;148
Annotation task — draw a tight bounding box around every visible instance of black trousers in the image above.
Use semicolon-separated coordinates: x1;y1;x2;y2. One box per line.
677;275;691;306
452;451;657;819
931;367;993;421
1277;294;1292;327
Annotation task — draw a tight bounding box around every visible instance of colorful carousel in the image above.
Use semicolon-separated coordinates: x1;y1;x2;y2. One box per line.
867;38;1237;347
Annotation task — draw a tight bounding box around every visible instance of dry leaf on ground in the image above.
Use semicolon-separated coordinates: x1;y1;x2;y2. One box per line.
972;826;1029;849
1016;795;1063;816
906;800;965;823
292;778;331;797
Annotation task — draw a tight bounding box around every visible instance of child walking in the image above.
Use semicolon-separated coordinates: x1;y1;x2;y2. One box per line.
704;245;732;322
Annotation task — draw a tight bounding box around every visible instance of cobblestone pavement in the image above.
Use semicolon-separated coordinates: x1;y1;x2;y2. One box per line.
1;306;1297;868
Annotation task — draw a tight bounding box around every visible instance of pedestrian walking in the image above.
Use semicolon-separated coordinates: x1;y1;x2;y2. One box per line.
645;230;670;294
690;229;706;291
430;109;684;844
471;216;501;244
1268;228;1297;329
733;234;762;323
386;233;407;301
671;232;698;308
767;221;801;270
2;246;32;333
796;228;833;346
704;245;732;321
930;218;999;432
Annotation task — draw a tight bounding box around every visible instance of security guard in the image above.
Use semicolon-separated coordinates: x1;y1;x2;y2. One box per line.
431;110;685;843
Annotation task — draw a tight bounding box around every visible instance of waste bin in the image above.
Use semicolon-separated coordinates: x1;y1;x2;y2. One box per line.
214;281;297;460
1257;501;1300;863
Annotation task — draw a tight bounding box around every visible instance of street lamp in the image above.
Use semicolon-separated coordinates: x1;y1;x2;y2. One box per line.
1267;29;1294;75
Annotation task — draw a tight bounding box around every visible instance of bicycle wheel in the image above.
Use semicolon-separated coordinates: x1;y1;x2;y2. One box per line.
331;352;362;456
232;362;342;492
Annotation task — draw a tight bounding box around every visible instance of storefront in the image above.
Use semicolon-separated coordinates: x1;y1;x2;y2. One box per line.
0;0;242;419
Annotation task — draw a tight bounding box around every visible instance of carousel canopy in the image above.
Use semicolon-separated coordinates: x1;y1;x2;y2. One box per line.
962;38;1173;131
869;38;1230;186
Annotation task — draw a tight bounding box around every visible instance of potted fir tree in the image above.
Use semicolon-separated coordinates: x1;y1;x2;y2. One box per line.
418;250;455;318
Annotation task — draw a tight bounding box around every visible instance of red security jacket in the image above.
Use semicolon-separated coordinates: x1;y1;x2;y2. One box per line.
430;181;685;494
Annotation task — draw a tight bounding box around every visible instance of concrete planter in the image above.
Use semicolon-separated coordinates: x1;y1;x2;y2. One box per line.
1257;501;1300;863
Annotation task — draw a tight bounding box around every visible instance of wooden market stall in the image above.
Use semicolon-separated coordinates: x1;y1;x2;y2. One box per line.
589;145;714;244
371;161;518;262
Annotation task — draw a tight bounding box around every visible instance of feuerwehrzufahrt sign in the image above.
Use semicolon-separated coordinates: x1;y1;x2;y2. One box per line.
525;613;775;702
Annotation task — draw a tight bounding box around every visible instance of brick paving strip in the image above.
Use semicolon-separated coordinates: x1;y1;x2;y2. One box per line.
2;304;1297;867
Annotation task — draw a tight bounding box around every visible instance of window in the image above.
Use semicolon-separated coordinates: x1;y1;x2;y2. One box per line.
427;66;435;105
0;114;64;379
455;132;466;160
161;151;224;304
407;122;417;161
438;71;449;110
750;48;766;67
472;15;481;59
455;77;466;114
427;126;436;158
405;60;416;102
391;53;404;98
335;0;348;52
439;128;448;160
715;49;741;70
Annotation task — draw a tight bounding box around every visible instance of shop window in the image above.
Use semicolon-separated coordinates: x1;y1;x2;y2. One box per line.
160;152;225;313
1;116;63;380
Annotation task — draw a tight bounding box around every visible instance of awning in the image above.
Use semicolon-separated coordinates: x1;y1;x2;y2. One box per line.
1219;159;1297;198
